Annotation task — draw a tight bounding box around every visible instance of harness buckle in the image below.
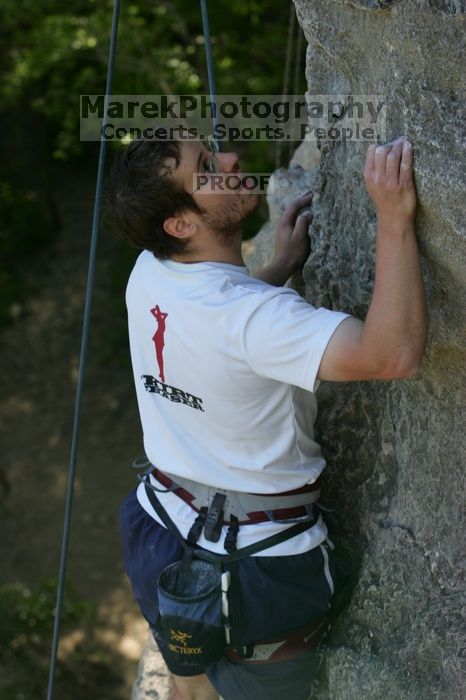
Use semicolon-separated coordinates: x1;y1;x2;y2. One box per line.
204;493;226;542
187;507;208;545
224;515;239;554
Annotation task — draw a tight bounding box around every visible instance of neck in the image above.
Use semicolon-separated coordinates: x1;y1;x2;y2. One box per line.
171;226;245;266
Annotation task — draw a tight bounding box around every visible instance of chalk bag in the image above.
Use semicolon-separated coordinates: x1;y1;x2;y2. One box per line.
156;558;226;667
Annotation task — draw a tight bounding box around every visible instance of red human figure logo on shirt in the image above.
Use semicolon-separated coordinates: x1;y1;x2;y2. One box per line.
150;305;168;382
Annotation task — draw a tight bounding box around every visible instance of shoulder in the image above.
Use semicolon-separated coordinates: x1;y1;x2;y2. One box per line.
125;250;154;302
225;269;305;306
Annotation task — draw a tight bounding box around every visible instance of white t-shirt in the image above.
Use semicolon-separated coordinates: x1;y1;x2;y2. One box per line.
126;250;350;555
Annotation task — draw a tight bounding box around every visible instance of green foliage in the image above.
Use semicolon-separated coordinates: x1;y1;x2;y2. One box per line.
0;579;89;657
0;577;132;699
0;578;92;699
0;0;301;160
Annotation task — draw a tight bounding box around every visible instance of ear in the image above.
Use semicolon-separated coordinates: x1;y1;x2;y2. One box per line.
163;212;199;240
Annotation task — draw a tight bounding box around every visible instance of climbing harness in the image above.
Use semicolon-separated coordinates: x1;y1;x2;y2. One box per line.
141;469;322;664
145;466;322;528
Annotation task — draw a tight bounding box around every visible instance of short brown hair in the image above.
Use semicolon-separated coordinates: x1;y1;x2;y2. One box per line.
106;139;204;259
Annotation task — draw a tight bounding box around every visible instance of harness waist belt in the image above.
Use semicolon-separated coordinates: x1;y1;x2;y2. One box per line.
150;467;322;525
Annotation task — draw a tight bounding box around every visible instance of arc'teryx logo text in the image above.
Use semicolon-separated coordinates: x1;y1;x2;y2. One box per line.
168;629;202;655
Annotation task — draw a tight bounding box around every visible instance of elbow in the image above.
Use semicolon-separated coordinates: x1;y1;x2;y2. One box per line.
379;352;424;380
401;342;427;378
398;360;422;379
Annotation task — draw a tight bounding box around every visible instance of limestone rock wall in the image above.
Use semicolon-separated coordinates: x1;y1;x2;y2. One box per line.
287;1;465;697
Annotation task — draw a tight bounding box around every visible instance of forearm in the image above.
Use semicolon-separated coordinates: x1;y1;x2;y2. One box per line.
361;217;427;376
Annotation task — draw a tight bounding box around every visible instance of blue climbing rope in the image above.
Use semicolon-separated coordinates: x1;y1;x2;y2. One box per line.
46;1;121;698
200;0;221;150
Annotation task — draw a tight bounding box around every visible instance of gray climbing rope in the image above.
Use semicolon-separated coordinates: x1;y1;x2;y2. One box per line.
46;1;121;698
200;0;221;150
275;3;297;168
290;20;305;159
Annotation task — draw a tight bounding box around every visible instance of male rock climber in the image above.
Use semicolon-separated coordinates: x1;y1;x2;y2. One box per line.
108;134;426;700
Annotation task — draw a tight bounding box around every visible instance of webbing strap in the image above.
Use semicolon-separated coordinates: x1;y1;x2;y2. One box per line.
143;482;319;564
144;482;187;544
226;557;253;659
200;514;319;563
46;3;121;699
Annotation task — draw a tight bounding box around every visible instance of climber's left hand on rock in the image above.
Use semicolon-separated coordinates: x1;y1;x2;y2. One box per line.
273;191;313;277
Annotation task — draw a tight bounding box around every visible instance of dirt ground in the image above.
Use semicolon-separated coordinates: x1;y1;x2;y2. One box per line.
0;163;168;698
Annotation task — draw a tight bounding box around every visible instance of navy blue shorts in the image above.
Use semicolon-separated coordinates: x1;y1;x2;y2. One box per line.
119;488;352;700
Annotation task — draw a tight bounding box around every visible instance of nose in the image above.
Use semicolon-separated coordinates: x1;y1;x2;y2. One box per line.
217;152;240;173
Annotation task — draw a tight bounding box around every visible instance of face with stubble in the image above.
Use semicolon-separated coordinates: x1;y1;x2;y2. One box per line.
172;141;261;244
